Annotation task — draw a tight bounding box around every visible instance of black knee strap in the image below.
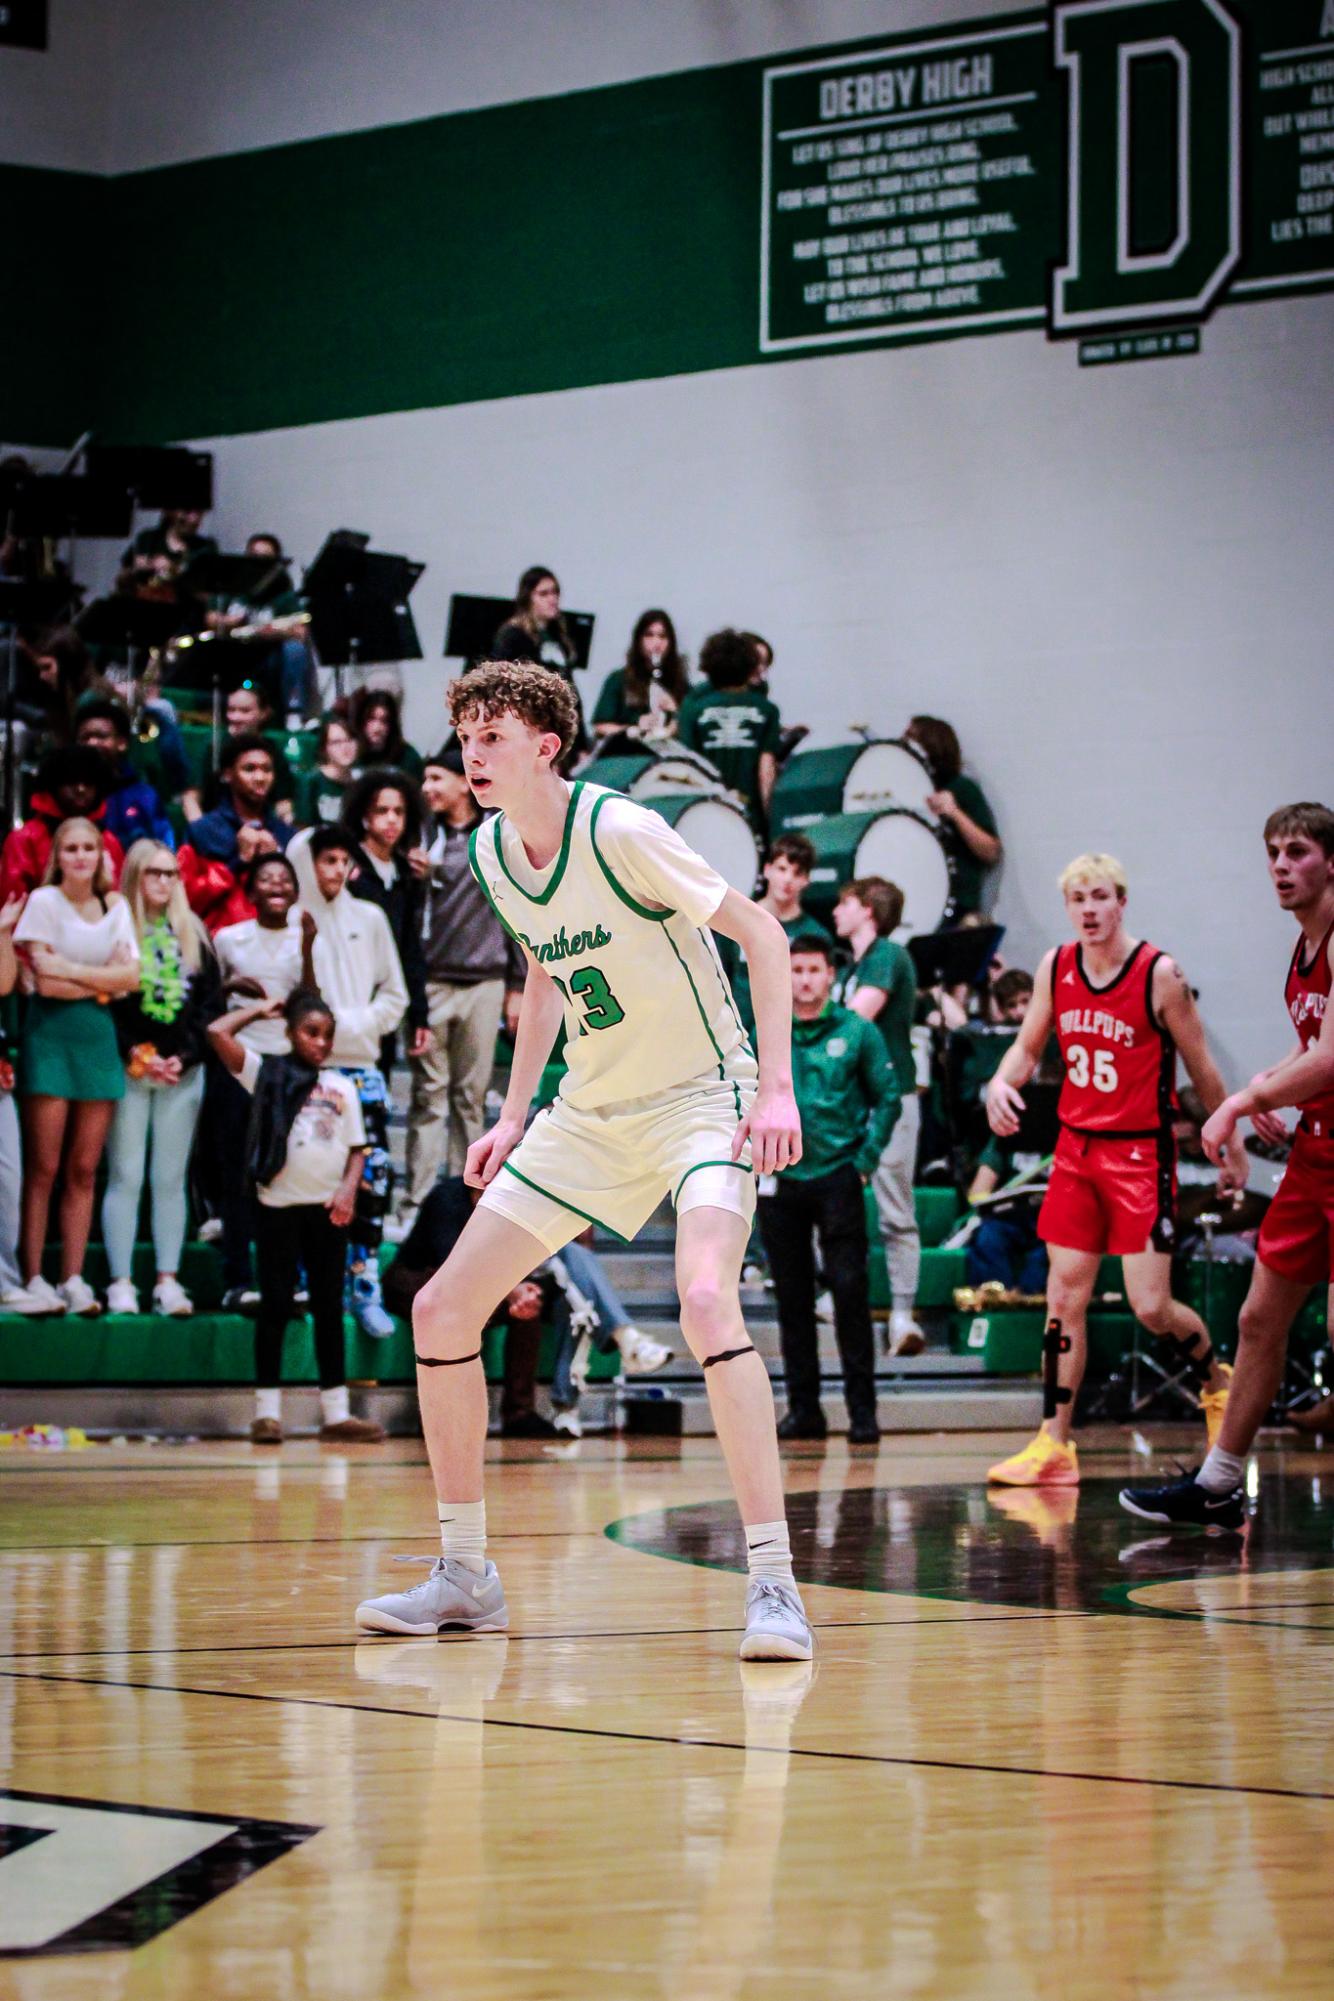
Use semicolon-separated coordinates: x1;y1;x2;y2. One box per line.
414;1350;482;1368
1175;1333;1213;1391
702;1344;756;1371
1042;1318;1072;1420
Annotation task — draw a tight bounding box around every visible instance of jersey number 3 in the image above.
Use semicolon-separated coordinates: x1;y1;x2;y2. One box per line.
1066;1043;1118;1093
553;965;625;1034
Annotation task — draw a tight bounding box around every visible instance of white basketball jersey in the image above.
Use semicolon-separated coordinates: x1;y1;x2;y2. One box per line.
470;781;755;1111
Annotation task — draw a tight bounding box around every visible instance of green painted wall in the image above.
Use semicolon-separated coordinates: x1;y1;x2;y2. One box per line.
7;162;107;445
8;61;766;446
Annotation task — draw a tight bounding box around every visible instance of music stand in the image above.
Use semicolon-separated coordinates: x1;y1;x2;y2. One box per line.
0;578;83;829
174;554;289;752
84;445;214;513
305;532;425;699
444;591;595;669
907;923;1005;992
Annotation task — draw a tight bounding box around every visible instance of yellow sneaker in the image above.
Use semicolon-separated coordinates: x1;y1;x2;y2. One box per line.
987;1429;1080;1487
1199;1362;1234;1448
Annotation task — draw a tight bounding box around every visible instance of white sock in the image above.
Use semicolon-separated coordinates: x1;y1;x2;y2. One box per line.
255;1388;281;1423
438;1499;487;1574
1197;1446;1244;1494
744;1519;795;1586
320;1385;350;1426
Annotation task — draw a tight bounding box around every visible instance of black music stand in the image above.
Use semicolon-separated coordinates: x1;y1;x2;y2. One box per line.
11;474;134;596
444;592;595;669
0;579;75;829
84;445;214;513
305;532;425;699
907;923;1006;992
174;553;288;752
77;594;185;736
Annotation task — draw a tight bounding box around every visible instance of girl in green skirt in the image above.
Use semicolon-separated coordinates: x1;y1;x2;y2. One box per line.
13;818;142;1315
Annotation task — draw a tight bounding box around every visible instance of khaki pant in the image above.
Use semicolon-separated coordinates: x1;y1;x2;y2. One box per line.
404;978;504;1209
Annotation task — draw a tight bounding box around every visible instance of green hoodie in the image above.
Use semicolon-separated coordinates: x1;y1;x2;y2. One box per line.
784;1001;900;1182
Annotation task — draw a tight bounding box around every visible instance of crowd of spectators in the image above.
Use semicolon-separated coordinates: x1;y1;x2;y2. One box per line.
0;526;1010;1439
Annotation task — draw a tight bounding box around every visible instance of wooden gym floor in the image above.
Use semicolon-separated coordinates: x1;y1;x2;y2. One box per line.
2;1427;1332;1998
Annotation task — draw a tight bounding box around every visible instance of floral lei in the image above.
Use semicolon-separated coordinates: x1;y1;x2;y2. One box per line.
140;918;187;1025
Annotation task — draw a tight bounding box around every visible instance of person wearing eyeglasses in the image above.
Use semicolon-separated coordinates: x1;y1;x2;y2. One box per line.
102;842;223;1317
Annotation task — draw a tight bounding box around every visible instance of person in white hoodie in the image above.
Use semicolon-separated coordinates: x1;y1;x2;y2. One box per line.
291;822;407;1337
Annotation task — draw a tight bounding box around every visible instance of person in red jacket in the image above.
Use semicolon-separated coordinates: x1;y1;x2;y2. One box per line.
178;734;292;935
0;747;125;900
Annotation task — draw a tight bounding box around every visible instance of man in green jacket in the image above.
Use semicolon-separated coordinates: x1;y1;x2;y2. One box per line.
760;938;900;1444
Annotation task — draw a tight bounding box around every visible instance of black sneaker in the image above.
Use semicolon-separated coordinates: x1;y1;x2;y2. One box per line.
500;1412;561;1440
847;1418;881;1446
777;1411;827;1442
1118;1469;1245;1531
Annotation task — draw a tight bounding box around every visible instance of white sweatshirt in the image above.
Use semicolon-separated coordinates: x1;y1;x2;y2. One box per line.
290;828;408;1068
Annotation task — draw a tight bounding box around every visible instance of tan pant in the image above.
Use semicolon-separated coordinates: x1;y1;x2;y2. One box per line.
404;978;504;1208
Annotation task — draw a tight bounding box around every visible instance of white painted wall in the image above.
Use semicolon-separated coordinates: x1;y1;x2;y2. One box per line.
177;293;1333;1087
3;0;1025;172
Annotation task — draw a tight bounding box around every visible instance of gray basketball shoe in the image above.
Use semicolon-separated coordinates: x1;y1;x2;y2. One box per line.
739;1579;814;1662
356;1556;509;1636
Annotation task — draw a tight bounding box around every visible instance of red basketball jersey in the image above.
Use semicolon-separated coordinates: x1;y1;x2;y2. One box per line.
1051;939;1176;1136
1285;916;1334;1128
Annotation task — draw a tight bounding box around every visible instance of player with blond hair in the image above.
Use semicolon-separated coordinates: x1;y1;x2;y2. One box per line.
1122;803;1334;1527
356;662;812;1659
983;852;1247;1486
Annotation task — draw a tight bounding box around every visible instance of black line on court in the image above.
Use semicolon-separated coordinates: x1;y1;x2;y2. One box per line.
0;1610;1088;1663
4;1666;1331;1806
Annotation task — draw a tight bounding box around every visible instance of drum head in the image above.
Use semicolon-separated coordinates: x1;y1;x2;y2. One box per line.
845;739;934;817
854;810;954;936
647;795;761;895
628;747;724;799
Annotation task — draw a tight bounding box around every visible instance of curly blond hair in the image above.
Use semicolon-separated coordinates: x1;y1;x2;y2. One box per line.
447;661;580;757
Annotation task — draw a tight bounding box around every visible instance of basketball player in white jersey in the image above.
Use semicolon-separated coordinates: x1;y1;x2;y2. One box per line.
357;663;813;1659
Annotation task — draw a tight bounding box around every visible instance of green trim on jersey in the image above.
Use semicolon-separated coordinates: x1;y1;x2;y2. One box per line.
494;781;584;906
499;1160;630;1243
700;924;755;1058
663;926;728;1083
587;790;672;922
673;1157;752;1206
467;824;524;944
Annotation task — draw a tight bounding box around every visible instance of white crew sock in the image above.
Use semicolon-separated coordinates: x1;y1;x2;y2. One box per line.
744;1519;795;1586
255;1388;281;1423
1197;1446;1245;1494
438;1499;487;1574
320;1385;350;1426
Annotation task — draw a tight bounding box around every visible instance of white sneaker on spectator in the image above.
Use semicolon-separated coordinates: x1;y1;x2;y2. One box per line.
153;1277;194;1318
105;1278;140;1316
57;1276;101;1317
552;1407;582;1438
0;1279;64;1316
197;1217;223;1244
382;1211;415;1245
617;1327;672;1375
889;1310;926;1357
815;1290;834;1322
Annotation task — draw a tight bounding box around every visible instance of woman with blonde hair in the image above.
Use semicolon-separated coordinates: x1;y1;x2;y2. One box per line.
12;818;141;1315
102;841;222;1316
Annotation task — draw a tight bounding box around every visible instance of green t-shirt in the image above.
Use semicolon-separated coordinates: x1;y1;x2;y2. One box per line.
723;908;832;1039
941;772;998;916
293;768;355;829
676;688;781;811
591;668;649;729
835;935;917;1094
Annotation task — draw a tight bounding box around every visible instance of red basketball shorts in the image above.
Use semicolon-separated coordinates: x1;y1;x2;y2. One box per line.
1038;1128;1176;1257
1257;1133;1334;1288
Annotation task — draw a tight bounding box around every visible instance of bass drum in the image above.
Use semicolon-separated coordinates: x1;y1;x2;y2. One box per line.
589;744;725;802
772;737;935;831
645;793;762;897
803;809;955;936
